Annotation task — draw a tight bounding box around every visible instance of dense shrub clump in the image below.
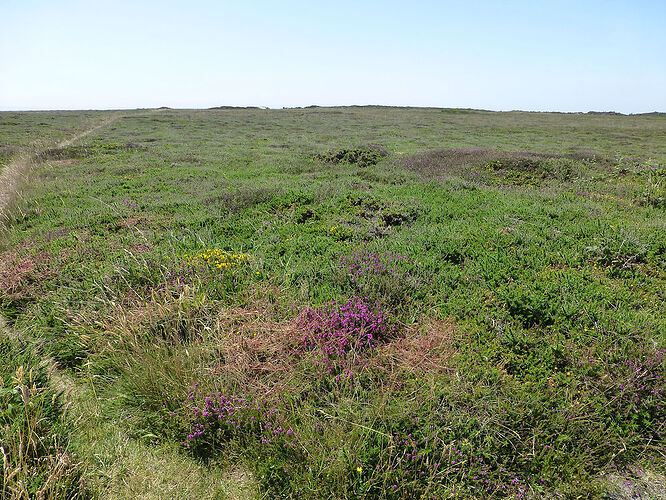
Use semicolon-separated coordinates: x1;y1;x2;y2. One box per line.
315;146;388;167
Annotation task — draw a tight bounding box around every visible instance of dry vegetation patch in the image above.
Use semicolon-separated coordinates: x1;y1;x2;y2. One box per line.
403;148;612;186
0;248;54;299
368;318;458;384
213;299;303;399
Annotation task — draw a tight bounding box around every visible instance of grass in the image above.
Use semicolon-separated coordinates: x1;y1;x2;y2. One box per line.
0;321;87;499
0;106;665;498
50;370;255;499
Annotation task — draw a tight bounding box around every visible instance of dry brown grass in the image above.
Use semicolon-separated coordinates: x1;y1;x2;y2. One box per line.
212;298;460;397
119;215;152;229
366;318;458;386
0;247;54;300
212;295;304;400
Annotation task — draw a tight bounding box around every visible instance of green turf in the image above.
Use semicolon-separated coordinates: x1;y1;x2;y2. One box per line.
1;107;664;498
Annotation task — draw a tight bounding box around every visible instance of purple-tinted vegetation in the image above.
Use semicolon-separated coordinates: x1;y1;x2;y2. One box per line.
162;383;300;454
298;296;395;374
339;248;416;283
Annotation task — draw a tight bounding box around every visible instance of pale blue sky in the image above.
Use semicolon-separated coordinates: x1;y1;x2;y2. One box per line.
1;0;664;112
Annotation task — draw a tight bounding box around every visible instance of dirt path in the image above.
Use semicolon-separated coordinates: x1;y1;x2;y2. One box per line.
56;113;122;149
0;113;122;225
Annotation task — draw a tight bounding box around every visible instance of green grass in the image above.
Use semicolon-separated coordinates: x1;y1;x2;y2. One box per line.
0;106;665;498
0;320;87;499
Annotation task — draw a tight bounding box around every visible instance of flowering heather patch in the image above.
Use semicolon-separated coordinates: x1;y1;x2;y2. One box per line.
114;198;138;210
162;384;300;457
298;296;395;373
338;247;422;307
340;248;415;282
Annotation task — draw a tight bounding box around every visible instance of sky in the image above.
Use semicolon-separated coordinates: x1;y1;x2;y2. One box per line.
1;0;665;113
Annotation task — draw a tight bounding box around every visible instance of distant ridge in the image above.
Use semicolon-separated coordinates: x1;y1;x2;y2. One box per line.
272;106;666;115
2;105;663;114
208;105;269;110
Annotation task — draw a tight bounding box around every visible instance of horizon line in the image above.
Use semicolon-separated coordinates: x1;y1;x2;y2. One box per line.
1;104;664;116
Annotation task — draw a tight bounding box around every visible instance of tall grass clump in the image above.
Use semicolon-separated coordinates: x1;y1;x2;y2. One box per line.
0;336;87;499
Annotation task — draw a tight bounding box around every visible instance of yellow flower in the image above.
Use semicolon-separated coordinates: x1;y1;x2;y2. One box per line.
356;466;362;472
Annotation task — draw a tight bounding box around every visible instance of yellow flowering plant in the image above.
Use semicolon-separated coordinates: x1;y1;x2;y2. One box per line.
183;249;250;270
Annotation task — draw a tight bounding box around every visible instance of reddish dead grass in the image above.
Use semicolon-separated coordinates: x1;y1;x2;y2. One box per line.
67;285;305;401
119;215;153;229
0;248;54;298
366;318;458;386
212;294;304;401
214;298;459;395
66;280;459;402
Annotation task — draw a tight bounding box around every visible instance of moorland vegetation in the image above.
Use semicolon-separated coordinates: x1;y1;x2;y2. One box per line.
0;107;665;498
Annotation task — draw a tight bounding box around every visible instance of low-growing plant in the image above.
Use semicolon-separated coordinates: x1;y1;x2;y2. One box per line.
337;247;423;309
297;296;396;376
161;386;301;459
315;146;388;168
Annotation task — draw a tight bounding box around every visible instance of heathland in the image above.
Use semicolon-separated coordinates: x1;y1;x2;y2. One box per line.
0;107;665;498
